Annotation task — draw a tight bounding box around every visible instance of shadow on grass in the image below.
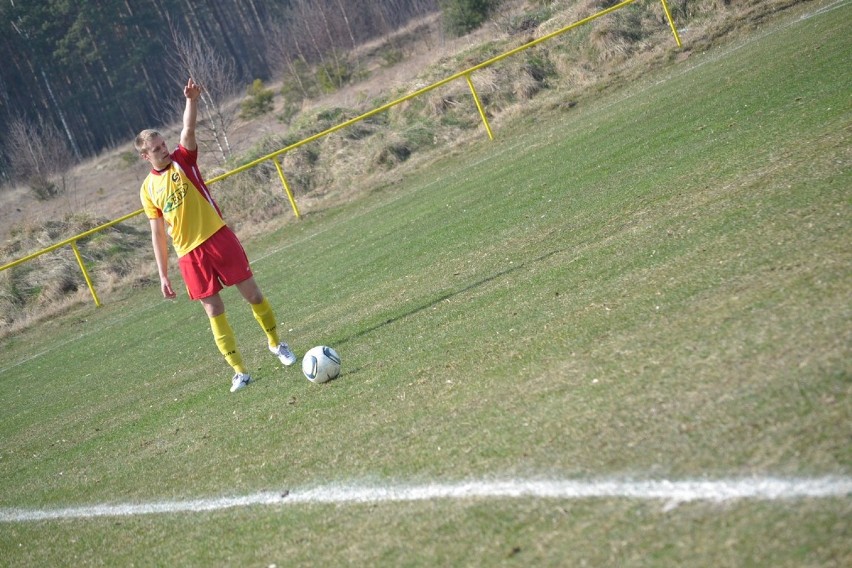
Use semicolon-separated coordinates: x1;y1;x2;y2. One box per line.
332;246;567;348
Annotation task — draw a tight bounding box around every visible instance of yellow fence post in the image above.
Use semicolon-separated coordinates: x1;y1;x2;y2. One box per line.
70;241;102;307
273;156;302;219
659;0;683;47
465;73;495;141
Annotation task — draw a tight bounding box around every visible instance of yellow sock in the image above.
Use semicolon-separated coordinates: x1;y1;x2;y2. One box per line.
251;297;280;348
209;313;247;374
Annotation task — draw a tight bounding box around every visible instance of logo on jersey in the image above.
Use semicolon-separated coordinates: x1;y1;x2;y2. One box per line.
163;185;188;213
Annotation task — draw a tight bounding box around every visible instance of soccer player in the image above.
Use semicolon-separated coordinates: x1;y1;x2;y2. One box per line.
136;77;296;393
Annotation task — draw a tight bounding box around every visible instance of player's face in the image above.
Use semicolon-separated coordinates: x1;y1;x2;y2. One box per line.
141;136;171;169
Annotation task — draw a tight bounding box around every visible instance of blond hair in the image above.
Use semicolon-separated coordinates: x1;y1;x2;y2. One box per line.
134;129;162;153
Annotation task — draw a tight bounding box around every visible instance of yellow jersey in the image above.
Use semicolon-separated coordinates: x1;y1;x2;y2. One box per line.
140;145;225;257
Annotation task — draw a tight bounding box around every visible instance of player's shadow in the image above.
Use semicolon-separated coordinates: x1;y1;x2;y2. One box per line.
332;246;565;348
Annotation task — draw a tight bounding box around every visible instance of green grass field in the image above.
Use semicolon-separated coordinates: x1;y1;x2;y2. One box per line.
1;2;850;566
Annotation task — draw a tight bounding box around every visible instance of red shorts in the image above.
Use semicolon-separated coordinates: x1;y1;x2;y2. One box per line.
178;226;253;300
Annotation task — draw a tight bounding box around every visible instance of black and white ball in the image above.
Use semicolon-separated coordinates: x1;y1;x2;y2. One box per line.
301;346;341;383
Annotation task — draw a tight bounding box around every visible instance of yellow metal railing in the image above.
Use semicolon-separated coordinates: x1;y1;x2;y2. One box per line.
0;209;142;307
0;0;681;307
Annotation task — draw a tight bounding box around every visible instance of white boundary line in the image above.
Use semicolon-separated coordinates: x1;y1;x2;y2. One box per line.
2;477;850;522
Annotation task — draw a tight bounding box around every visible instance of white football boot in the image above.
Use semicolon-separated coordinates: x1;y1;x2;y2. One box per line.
230;372;252;392
269;342;297;366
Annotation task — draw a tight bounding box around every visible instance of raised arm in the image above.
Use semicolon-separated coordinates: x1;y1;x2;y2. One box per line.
180;77;202;151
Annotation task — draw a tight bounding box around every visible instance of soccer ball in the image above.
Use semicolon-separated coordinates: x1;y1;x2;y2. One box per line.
301;346;341;383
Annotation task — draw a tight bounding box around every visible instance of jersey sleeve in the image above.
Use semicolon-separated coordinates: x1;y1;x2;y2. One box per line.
140;179;162;219
173;144;198;166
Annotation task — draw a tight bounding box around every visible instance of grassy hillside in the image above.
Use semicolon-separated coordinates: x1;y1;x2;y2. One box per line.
1;0;849;566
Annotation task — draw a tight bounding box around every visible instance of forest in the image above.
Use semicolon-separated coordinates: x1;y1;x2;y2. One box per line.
0;0;446;181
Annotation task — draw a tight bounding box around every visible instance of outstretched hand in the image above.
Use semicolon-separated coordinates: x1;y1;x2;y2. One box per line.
184;77;201;100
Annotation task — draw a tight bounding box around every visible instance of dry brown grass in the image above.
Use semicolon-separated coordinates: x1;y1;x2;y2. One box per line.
0;214;152;338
